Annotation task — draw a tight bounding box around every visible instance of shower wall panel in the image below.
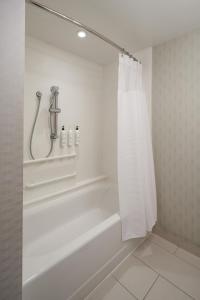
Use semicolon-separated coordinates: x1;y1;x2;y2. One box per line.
24;37;104;203
152;30;200;247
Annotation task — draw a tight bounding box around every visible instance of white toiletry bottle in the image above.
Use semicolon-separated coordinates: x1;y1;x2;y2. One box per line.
60;125;67;147
75;125;80;146
68;127;73;147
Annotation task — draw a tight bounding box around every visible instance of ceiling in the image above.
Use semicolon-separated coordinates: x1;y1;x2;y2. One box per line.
26;0;200;64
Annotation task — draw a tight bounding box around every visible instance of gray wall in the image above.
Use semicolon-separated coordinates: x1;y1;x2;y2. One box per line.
152;30;200;247
0;1;24;299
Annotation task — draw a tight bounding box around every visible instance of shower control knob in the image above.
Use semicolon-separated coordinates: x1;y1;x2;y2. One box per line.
50;133;57;140
49;107;61;113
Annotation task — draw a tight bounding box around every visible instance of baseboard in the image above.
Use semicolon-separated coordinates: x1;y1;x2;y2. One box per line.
154;224;200;257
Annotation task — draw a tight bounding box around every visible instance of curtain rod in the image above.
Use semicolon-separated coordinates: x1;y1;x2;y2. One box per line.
29;0;139;62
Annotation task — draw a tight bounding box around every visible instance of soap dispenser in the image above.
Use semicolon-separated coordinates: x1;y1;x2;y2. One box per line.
60;125;67;147
75;125;80;146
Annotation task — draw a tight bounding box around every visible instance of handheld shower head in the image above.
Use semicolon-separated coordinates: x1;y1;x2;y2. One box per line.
36;91;42;100
50;86;59;95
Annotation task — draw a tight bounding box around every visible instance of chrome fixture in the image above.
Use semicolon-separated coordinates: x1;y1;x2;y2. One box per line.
29;87;61;160
49;86;61;140
29;0;139;62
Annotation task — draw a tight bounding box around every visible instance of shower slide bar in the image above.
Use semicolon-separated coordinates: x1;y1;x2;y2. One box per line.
24;153;76;166
29;0;139;62
25;172;77;189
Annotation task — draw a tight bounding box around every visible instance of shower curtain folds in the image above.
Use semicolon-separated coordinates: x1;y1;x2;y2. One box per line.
117;54;157;241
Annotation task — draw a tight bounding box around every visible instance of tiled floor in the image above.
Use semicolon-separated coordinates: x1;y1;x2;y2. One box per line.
85;234;200;300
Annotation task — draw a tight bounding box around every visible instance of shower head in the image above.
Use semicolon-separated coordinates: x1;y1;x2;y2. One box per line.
36;91;42;100
50;86;59;95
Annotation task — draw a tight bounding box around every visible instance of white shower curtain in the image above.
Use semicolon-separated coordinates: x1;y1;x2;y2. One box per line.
118;54;157;241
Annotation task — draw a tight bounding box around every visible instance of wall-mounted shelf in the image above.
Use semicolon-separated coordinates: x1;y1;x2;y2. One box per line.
23;153;76;166
25;172;77;189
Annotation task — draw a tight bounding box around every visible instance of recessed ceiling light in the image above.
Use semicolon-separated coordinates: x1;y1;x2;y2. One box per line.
77;30;87;38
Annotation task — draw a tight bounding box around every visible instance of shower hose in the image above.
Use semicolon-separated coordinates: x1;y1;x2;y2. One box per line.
29;91;54;160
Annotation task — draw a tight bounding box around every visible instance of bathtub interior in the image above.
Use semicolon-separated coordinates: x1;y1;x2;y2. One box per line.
24;181;117;244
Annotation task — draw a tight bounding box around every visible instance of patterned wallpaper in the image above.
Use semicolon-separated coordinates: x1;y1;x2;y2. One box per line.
0;1;24;299
152;30;200;247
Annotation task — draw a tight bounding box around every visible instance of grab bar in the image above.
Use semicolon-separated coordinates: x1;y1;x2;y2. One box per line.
24;153;76;166
25;173;77;189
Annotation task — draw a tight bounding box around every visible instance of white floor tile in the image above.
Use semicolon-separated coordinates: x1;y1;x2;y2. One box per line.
175;248;200;270
85;276;136;300
149;234;178;253
134;240;200;300
112;255;158;299
145;276;192;300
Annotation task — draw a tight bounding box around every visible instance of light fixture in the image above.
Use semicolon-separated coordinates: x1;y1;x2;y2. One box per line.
77;30;87;38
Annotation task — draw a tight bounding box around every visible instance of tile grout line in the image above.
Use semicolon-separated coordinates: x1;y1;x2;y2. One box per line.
149;238;178;254
84;272;112;300
134;234;177;257
153;241;178;254
109;237;148;276
149;240;176;255
133;237;150;252
143;274;159;300
153;231;200;257
132;253;196;299
112;237;199;300
111;274;139;300
132;253;160;275
140;235;178;256
151;235;200;270
84;239;148;299
174;251;200;272
86;236;199;300
133;250;196;300
173;250;200;272
158;274;195;300
140;238;200;273
135;253;196;299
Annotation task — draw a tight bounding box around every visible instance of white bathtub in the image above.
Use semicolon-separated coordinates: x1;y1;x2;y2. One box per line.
23;179;143;300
